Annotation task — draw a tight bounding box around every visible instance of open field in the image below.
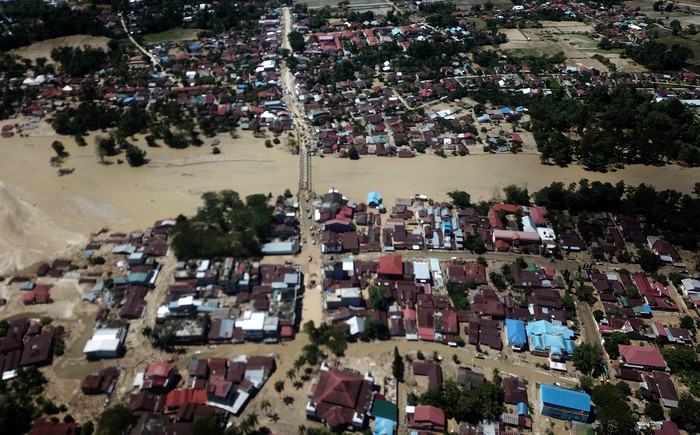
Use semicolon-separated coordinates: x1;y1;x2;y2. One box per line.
10;35;111;61
142;27;203;44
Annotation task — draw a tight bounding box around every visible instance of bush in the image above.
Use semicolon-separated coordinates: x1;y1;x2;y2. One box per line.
125;145;147;167
212;147;221;155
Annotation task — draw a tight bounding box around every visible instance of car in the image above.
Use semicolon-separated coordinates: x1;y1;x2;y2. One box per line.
308;256;313;262
475;353;485;359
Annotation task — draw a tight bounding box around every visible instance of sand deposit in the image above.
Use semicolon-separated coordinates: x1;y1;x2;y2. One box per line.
1;122;700;274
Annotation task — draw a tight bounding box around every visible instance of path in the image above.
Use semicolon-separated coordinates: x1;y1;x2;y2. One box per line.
119;14;184;87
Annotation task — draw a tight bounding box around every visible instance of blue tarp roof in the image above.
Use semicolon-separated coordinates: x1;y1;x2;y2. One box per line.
374;416;396;435
517;402;529;416
368;191;382;204
540;384;590;412
506;318;527;345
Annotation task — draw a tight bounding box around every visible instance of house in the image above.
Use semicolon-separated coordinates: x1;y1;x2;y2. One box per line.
505;319;527;351
83;327;127;360
81;367;119;395
367;191;382;207
142;363;179;393
526;320;575;357
412;361;442;390
456;367;485;391
647;236;685;267
618;345;668;372
503;377;528;404
306;368;374;431
539;384;590;422
409;405;446;432
19;332;53;367
654;421;681;435
377;255;403;278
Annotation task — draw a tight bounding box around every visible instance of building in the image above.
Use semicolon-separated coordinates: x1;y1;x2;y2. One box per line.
306;368;374;431
539;384;590;422
505;319;527;351
618;345;668;372
260;240;300;255
408;405;446;432
83;327;127;360
526;320;575;357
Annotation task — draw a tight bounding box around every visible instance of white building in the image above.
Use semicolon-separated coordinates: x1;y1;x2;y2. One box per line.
84;327;127;360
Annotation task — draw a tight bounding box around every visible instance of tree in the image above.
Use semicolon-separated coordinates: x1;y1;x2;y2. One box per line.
638;248;662;273
681;315;697;333
392;346;405;381
579;375;594;393
348;147;360;160
503;184;530;205
96;405;133;435
274;380;285;395
370;286;388;311
592;383;637;433
125;144;147;167
645;401;665;421
260;399;271;416
288;31;306;52
447;190;471;208
604;332;630;359
95;135;116;163
51;140;66;156
286;369;296;381
572;343;604;376
192;415;224;435
50;155;67;175
671;393;700;432
662;347;698;373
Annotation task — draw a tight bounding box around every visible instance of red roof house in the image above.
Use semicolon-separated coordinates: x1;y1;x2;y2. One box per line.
618;345;668;372
378;255;403;277
306;368;374;431
410;405;446;432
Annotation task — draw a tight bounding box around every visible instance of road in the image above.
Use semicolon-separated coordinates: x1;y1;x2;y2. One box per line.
119;14;184;87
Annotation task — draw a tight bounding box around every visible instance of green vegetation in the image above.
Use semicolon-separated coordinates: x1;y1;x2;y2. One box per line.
304;321;349;357
447;190;471;208
419;379;505;423
0;366;50;433
532;179;700;251
591;383;637;433
446;282;470;310
288;31;305;52
604;331;630;359
142;27;203;44
624;41;693;71
671;393;700;432
571;343;604;376
170;190;274;260
51;46;106;77
532;86;700;170
0;0;107;50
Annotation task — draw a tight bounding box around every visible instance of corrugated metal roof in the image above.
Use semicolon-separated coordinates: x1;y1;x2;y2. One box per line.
540;384;590;412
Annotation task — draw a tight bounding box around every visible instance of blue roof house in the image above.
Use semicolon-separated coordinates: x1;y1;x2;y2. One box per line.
368;191;382;207
505;319;527;351
526;320;575;357
539;384;591;422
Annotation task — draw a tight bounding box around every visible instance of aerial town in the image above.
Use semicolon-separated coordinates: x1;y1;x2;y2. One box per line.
2;0;700;435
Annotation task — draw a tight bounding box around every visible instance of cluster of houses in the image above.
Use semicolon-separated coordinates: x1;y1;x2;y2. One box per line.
0;317;64;380
124;355;275;433
317;190;567;256
152;260;302;345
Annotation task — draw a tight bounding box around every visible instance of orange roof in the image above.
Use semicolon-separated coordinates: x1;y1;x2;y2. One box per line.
165;388;207;408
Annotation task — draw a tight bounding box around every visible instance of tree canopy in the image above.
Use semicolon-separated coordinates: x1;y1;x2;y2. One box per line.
604;331;630;359
591;383;637;433
572;343;604;376
170;190;274;260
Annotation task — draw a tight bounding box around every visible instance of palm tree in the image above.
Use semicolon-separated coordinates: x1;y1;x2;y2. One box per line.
274;380;285;395
260;399;271;416
244;412;258;433
286;368;296;381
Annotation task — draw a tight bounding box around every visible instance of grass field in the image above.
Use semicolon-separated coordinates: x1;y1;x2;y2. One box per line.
142;27;203;44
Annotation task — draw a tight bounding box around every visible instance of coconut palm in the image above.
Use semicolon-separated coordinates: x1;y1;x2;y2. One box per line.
286;368;296;381
260;399;271;416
